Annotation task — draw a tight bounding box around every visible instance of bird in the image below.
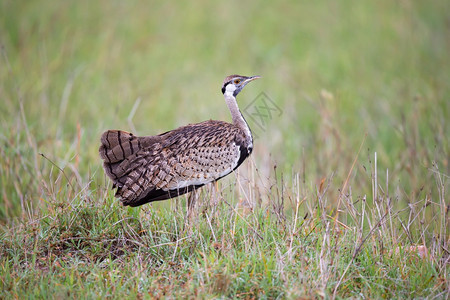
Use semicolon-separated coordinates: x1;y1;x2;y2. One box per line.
99;74;260;207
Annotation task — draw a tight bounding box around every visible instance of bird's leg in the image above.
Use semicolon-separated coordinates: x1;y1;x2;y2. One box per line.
183;189;197;230
210;181;220;218
187;189;197;211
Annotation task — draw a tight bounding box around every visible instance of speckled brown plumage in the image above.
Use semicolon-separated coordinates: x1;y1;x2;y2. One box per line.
99;75;259;207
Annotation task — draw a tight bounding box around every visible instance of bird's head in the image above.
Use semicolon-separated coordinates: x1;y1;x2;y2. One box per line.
221;75;261;97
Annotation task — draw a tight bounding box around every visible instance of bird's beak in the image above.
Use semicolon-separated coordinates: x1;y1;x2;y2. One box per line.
244;75;261;84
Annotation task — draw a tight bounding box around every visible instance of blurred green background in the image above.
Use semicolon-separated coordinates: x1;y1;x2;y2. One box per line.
0;0;448;220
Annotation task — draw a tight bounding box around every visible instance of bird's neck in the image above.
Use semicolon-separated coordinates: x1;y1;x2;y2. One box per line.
224;92;253;145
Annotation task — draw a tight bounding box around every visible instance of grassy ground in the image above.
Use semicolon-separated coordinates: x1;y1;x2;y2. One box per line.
0;0;449;298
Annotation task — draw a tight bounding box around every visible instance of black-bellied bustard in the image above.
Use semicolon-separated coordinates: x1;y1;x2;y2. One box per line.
99;75;260;207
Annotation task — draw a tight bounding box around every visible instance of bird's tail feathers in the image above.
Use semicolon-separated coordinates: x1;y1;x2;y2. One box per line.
99;130;142;162
99;130;144;184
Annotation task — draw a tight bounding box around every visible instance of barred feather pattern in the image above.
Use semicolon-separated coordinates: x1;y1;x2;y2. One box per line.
99;120;251;207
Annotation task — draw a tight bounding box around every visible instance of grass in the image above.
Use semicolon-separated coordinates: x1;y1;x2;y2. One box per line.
0;0;449;298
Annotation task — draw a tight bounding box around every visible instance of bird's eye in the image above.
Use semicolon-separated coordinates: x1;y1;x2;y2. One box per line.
234;79;241;84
